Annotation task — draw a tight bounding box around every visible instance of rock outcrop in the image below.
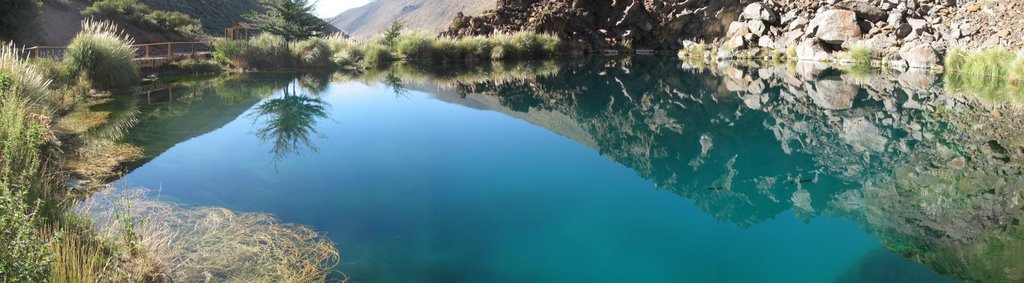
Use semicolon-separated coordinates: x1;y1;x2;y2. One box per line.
443;0;1019;69
445;0;746;52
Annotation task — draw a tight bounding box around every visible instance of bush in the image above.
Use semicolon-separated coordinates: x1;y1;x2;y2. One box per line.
250;34;292;68
0;43;50;101
0;71;51;283
943;47;1024;104
363;45;396;68
293;38;332;68
395;31;436;61
213;38;253;69
0;189;51;282
170;59;223;75
64;20;140;90
395;31;559;63
81;0;149;23
214;34;292;70
144;10;201;33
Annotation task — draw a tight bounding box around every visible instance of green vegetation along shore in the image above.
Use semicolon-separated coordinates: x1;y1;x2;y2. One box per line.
0;18;341;281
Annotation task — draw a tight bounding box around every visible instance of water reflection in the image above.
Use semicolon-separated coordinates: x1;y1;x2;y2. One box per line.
111;58;1024;282
250;80;331;161
361;58;1022;282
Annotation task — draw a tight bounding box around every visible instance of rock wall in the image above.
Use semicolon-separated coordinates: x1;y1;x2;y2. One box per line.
446;0;1019;67
445;0;745;52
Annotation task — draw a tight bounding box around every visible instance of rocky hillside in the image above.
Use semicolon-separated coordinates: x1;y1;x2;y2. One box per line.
138;0;263;35
446;0;1019;67
328;0;493;38
445;0;747;52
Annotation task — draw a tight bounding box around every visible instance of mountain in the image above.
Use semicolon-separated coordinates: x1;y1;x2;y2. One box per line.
328;0;493;38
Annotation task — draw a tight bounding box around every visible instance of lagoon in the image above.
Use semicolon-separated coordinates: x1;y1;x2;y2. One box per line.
104;58;1015;282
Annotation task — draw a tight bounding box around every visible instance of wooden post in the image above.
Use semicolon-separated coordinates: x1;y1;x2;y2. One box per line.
191;42;196;57
33;48;39;58
166;43;172;60
145;45;150;59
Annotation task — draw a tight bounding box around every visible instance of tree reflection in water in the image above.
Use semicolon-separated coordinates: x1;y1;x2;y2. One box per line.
250;79;330;161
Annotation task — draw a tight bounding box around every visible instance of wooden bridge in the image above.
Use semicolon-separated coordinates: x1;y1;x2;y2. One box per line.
20;41;215;68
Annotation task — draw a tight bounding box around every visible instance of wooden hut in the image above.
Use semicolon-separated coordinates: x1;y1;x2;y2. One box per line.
225;22;258;40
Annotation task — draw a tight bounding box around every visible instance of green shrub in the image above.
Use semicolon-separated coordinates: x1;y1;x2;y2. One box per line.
250;34;292;68
81;0;149;23
63;20;140;90
0;71;52;282
215;34;293;70
456;36;492;61
0;43;50;101
170;59;223;75
293;38;333;68
362;45;396;68
847;46;873;67
144;10;201;33
380;20;404;49
943;47;1024;104
0;189;51;283
213;38;253;69
395;31;436;61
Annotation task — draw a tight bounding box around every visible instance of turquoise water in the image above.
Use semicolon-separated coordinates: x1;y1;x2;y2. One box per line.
110;59;973;282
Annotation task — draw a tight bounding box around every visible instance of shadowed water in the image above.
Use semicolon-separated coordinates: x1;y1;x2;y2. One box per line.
103;58;1024;282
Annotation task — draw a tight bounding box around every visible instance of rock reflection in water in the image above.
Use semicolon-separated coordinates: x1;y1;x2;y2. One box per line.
366;57;1023;283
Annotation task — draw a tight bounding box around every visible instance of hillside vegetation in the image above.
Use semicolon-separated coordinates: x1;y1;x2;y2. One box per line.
328;0;492;38
138;0;262;34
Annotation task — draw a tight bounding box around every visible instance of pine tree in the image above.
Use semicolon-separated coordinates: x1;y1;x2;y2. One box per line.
243;0;326;41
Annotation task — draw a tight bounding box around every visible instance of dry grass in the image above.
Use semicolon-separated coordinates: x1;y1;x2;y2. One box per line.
66;140;143;181
56;110;112;134
79;188;342;282
42;223;112;283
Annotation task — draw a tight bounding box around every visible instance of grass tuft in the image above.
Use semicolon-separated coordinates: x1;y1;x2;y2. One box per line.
64;19;140;90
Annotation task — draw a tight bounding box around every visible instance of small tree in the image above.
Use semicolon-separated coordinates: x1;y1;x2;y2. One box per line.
380;20;404;50
244;0;327;41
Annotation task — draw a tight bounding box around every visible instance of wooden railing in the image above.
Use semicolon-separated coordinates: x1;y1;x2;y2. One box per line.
19;41;215;68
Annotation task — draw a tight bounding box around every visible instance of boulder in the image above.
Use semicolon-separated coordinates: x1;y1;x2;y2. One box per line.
726;21;750;39
723;36;746;50
747;20;767;36
811;9;862;45
899;43;939;68
741;3;779;23
758;36;775;48
796;39;831;61
834;0;888;22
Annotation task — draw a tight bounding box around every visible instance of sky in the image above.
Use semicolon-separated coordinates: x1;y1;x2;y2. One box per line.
314;0;374;17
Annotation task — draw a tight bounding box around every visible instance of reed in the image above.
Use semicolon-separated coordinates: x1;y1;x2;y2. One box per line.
64;19;140;90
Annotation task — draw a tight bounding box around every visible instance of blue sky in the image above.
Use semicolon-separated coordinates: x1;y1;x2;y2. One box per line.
315;0;373;17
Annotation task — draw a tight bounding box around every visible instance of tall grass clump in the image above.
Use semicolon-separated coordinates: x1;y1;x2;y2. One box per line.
214;34;292;70
847;45;873;68
293;38;333;68
363;44;396;68
943;47;1024;103
249;33;292;68
0;43;50;102
395;31;438;61
64;19;139;90
490;32;560;60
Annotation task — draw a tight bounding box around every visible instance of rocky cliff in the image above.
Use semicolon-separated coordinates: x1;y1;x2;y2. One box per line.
445;0;746;52
445;0;1020;66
